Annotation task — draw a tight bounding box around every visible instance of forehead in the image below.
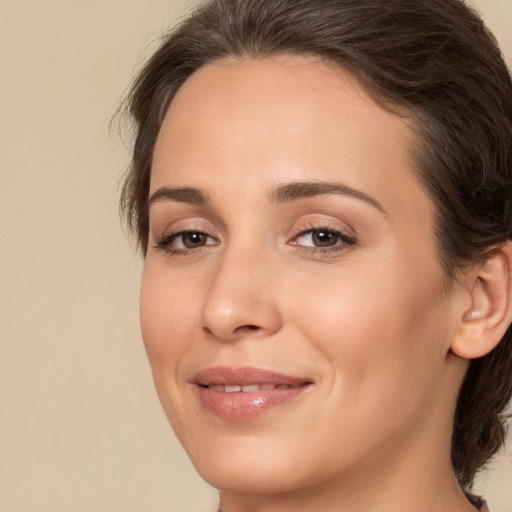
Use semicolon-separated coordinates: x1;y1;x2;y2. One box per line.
151;55;428;222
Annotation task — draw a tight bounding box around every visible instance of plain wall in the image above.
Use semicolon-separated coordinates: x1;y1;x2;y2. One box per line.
0;1;510;511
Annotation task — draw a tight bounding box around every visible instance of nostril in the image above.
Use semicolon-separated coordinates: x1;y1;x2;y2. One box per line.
235;324;261;333
202;324;261;339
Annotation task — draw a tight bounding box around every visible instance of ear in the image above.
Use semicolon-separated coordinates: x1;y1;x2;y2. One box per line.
450;241;512;360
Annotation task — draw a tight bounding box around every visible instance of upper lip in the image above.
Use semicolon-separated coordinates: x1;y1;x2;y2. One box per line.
193;366;312;387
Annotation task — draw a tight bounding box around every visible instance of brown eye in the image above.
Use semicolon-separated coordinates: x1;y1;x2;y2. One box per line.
292;228;356;252
311;230;340;247
155;230;218;254
181;232;208;248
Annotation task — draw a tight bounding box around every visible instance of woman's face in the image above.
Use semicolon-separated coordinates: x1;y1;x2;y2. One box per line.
142;56;464;497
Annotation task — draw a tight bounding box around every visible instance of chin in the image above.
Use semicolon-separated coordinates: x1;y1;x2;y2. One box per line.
185;433;316;495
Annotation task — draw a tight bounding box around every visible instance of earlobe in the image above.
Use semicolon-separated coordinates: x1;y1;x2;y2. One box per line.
451;241;512;360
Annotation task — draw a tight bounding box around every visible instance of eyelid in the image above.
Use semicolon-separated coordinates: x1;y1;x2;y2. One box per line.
287;218;357;253
291;228;356;245
292;215;356;238
151;218;220;255
293;212;356;233
153;229;219;256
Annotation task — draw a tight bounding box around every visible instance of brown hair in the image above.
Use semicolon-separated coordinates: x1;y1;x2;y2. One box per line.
120;0;512;487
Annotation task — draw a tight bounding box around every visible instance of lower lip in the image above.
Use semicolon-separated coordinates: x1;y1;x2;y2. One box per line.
196;385;310;420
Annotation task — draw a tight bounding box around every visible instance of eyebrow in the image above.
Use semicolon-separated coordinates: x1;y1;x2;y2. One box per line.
148;181;386;214
149;187;208;206
270;181;386;214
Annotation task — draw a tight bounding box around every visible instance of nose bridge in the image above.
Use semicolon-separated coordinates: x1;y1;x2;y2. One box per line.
201;236;282;341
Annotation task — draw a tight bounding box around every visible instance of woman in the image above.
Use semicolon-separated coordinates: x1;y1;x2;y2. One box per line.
120;0;512;510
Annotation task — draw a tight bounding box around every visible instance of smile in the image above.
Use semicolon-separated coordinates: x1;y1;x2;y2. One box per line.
193;366;313;420
205;383;304;392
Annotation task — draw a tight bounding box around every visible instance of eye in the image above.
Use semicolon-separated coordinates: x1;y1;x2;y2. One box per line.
298;229;340;247
155;230;218;254
291;228;356;251
175;231;210;249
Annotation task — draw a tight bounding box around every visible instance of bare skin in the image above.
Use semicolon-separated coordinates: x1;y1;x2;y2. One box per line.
141;55;497;511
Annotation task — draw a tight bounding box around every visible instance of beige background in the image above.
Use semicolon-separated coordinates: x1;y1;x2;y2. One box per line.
0;1;511;511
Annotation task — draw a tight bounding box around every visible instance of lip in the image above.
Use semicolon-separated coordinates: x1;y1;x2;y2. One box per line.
193;366;313;420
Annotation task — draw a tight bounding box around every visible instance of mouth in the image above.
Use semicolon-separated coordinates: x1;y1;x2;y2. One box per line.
192;366;313;420
204;383;305;392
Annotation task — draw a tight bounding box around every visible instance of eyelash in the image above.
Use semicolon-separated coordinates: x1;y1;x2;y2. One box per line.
153;225;357;256
154;230;219;256
290;225;357;254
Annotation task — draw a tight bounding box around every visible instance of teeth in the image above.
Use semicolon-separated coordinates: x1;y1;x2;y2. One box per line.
241;384;260;392
208;383;301;392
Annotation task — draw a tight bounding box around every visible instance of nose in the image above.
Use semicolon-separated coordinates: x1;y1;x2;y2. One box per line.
201;245;283;342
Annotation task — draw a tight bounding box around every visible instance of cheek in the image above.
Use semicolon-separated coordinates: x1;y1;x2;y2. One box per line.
288;254;451;408
139;263;195;371
139;262;203;435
